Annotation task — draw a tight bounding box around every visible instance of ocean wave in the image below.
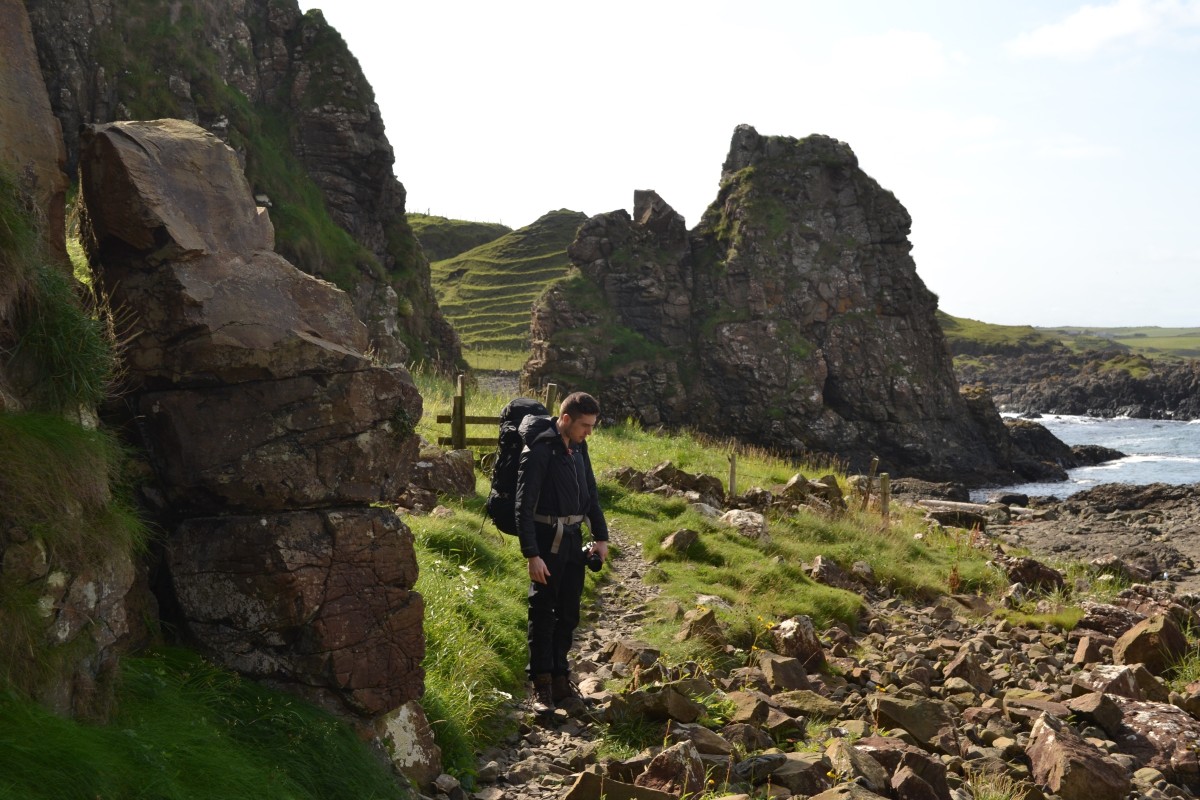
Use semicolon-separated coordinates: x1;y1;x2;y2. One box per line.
1112;454;1200;465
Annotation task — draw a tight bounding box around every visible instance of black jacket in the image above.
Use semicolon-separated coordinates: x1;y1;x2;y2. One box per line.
514;415;608;558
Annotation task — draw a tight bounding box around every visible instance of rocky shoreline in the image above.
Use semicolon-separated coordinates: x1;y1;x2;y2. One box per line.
957;351;1200;420
989;482;1200;594
412;473;1200;800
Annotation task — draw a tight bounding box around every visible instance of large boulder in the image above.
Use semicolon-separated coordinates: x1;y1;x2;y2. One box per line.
136;368;419;513
1026;713;1131;800
168;507;424;716
26;0;459;365
523;127;1042;483
79;118;427;756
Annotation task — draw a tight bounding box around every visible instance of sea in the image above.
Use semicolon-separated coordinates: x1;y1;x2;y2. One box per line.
969;415;1200;502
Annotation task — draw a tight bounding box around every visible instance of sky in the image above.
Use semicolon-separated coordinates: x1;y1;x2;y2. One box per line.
298;0;1200;328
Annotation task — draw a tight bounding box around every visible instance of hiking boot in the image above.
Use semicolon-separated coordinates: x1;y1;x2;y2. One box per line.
530;674;555;715
552;674;594;717
551;674;581;703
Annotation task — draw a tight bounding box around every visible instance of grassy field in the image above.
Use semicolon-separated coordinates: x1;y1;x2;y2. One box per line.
428;210;586;370
940;311;1200;360
1050;326;1200;358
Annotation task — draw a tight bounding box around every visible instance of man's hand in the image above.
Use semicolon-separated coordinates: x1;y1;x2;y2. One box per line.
528;556;550;584
592;541;609;562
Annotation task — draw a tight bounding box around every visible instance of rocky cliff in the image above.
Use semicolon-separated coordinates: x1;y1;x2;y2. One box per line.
0;0;148;719
79;119;428;761
958;350;1200;420
23;0;459;365
524;126;1042;485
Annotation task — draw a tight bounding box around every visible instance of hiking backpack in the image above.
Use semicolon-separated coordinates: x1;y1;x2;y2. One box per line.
485;397;551;535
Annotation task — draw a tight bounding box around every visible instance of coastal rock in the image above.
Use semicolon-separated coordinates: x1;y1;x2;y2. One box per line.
524;126;1049;484
0;0;67;268
634;740;706;797
1113;614;1188;676
956;349;1200;420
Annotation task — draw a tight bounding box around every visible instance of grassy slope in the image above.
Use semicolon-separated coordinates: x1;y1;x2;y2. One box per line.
0;650;408;800
407;369;1003;779
940;311;1200;360
408;214;510;263
429;210;586;370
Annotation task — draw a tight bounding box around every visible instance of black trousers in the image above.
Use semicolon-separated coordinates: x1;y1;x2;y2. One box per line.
527;525;585;679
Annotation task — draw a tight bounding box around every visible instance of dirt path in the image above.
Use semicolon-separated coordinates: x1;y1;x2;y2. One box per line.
467;524;659;800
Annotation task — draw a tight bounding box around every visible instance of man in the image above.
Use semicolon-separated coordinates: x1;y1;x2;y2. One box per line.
515;391;609;715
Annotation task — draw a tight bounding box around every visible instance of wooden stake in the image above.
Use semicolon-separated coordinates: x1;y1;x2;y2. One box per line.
859;456;880;511
880;473;890;527
451;373;466;449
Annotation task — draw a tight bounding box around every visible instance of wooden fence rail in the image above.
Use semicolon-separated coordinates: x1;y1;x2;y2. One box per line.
437;376;559;449
438;377;894;525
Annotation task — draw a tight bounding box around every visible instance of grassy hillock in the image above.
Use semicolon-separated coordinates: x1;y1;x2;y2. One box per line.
407;369;1005;778
1050;325;1200;358
936;311;1064;357
429;210;587;371
408;214;510;262
939;311;1200;361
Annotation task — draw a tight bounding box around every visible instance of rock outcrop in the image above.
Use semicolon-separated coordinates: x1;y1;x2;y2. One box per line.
0;0;147;720
80;120;425;722
524;126;1047;484
957;350;1200;420
24;0;459;365
0;0;66;272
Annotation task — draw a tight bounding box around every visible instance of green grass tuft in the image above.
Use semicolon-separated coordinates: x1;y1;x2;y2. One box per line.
0;648;410;800
0;413;149;696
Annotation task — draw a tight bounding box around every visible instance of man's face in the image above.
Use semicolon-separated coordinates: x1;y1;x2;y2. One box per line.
559;412;597;445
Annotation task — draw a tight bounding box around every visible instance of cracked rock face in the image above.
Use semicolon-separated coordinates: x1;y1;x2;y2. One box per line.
80;118;424;718
26;0;459;365
524;125;1024;484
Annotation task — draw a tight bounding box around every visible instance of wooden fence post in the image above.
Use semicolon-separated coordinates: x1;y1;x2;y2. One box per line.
544;382;558;412
859;456;880;512
880;472;890;527
728;452;737;500
451;373;466;450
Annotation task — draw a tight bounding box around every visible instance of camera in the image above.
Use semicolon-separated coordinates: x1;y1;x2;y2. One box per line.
583;543;604;572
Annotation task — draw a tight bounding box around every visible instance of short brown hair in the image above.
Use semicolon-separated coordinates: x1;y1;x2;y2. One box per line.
560;391;600;418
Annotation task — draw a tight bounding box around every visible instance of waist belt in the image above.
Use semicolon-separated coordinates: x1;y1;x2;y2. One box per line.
533;514;586;554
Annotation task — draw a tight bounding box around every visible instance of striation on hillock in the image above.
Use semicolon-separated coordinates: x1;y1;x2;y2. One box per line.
431;209;586;365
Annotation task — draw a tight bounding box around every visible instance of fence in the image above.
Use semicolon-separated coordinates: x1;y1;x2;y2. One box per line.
436;375;560;449
437;376;892;524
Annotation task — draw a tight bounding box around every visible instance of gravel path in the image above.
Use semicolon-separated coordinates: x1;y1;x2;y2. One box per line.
467;524;660;800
